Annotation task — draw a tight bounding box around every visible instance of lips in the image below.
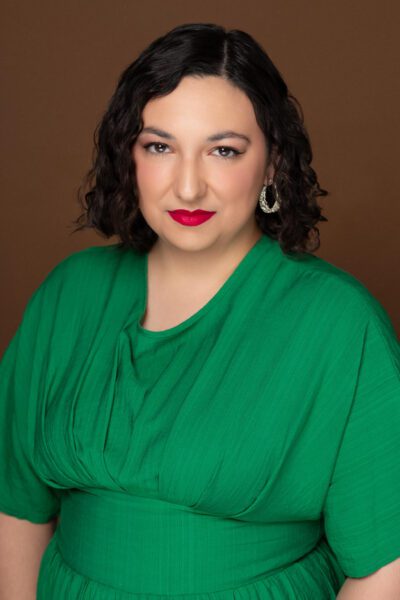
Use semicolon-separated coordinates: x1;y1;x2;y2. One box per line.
168;209;216;227
169;210;214;215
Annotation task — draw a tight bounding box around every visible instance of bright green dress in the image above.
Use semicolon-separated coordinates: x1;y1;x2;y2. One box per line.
1;233;400;599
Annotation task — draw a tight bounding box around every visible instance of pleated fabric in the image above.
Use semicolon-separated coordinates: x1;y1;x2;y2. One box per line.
1;233;400;599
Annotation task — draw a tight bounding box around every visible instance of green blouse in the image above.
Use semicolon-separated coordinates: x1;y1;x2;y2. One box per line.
1;233;399;599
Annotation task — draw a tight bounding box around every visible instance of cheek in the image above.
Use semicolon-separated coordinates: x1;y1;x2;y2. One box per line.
133;160;153;191
213;161;261;203
132;149;169;193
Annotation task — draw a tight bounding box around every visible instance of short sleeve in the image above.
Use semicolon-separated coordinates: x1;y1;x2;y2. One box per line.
323;294;400;577
0;287;61;523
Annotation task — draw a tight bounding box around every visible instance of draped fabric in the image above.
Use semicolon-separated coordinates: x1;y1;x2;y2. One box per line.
1;234;399;599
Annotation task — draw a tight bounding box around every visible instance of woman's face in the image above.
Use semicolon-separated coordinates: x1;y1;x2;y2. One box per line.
131;75;275;254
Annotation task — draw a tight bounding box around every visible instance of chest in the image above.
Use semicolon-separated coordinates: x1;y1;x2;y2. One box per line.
36;304;345;524
140;278;223;332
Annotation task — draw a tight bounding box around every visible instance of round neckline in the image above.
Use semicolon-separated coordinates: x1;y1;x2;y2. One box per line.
135;233;275;339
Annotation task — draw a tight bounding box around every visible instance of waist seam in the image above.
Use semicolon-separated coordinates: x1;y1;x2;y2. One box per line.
52;530;328;598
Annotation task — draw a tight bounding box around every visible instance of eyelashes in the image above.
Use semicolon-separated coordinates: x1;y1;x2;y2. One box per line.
142;142;243;160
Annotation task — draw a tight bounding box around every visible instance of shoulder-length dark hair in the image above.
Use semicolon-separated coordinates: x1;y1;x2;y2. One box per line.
72;22;328;255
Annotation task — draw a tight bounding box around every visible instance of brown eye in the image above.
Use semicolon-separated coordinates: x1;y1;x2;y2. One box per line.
213;146;242;159
143;142;170;154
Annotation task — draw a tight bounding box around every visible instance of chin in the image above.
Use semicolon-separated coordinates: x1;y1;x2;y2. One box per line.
164;233;218;251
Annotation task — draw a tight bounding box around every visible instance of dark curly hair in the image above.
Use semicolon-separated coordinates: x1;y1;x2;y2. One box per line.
72;22;328;255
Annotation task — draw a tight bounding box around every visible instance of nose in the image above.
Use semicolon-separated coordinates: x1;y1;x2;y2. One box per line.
173;156;207;204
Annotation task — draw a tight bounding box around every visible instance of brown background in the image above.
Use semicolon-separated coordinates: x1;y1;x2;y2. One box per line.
1;0;399;353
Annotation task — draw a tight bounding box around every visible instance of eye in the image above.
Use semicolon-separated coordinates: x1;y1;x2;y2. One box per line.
143;142;171;154
142;142;243;159
212;146;242;159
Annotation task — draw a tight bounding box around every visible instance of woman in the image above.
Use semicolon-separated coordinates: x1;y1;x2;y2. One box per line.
0;22;399;599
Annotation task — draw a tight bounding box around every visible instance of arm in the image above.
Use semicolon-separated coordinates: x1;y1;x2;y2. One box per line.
0;512;56;599
336;557;400;599
321;296;400;594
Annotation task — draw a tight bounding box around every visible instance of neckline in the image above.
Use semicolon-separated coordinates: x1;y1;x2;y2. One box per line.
135;233;275;339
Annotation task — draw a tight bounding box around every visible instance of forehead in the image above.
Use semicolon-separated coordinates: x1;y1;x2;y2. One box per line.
140;76;260;135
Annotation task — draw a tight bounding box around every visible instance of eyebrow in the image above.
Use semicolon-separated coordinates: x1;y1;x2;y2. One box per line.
139;126;251;143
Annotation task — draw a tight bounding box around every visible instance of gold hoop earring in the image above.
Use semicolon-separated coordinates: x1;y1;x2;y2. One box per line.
258;180;281;213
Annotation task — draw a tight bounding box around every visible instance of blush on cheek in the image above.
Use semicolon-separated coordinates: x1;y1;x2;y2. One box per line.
134;154;171;192
133;167;155;200
217;166;259;200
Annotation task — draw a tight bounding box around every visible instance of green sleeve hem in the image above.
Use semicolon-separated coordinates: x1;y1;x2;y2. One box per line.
0;498;59;524
342;548;400;578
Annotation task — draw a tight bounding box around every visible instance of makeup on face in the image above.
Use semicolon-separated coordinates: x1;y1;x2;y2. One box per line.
131;76;271;248
167;209;216;227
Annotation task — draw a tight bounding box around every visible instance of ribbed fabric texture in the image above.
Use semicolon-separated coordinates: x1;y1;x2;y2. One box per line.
0;233;399;599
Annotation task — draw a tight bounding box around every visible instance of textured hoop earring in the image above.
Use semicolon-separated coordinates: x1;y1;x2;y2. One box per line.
258;180;281;213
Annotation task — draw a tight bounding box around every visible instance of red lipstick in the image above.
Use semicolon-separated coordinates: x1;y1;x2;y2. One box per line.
168;209;216;226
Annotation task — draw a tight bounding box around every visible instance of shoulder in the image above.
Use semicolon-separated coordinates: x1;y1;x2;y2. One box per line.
24;243;144;327
36;242;141;294
276;248;396;338
44;242;138;284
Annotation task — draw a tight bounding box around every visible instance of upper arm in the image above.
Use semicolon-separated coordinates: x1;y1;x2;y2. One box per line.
0;245;115;524
0;289;63;523
336;557;400;598
0;511;57;597
323;296;400;578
